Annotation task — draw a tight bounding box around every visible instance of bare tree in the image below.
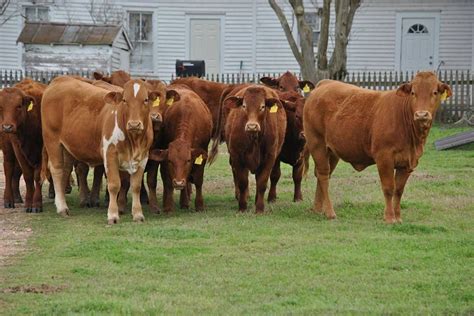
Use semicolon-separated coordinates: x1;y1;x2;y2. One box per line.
0;0;26;28
88;0;124;25
269;0;361;83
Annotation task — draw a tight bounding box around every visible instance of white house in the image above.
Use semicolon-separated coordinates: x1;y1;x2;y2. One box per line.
0;0;472;81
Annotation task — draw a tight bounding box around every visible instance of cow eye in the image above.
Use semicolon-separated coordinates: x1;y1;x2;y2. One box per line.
433;91;438;95
144;98;149;103
242;104;246;109
260;105;265;111
411;91;415;96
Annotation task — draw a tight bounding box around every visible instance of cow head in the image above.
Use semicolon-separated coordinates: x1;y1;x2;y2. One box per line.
396;72;452;129
94;70;131;88
278;91;306;142
104;80;158;134
149;139;207;190
143;80;180;131
224;86;283;136
0;88;34;133
260;71;315;94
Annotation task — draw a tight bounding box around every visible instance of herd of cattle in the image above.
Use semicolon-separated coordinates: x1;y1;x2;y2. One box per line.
0;69;451;224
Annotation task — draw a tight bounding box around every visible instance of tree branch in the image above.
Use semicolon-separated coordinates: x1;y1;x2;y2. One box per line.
0;0;10;16
268;0;303;65
345;0;360;37
317;0;330;70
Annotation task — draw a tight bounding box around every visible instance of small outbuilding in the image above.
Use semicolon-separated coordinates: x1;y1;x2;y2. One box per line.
17;22;132;73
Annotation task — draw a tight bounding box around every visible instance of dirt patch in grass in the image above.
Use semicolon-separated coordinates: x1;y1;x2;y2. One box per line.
2;284;65;294
0;208;32;268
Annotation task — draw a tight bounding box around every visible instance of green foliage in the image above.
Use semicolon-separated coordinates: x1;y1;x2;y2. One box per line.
1;126;473;314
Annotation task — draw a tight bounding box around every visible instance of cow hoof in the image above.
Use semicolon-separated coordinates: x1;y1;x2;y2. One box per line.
14;196;24;204
48;192;55;199
79;201;89;208
140;197;149;205
396;218;403;224
150;206;160;214
107;217;119;225
65;186;72;194
267;197;277;203
90;200;100;208
31;207;43;213
25;207;32;213
326;213;337;220
4;202;15;208
133;214;145;222
118;209;126;215
293;197;303;202
58;209;70;217
180;205;190;210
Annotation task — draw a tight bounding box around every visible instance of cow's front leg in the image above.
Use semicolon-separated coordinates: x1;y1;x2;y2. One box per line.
90;165;104;207
233;165;249;212
3;149;16;208
105;157;121;224
146;161;160;214
130;167;146;222
292;160;304;202
75;162;91;208
12;162;23;204
31;167;43;213
375;158;396;224
255;159;275;213
268;159;281;203
192;164;205;212
160;163;174;213
394;168;412;224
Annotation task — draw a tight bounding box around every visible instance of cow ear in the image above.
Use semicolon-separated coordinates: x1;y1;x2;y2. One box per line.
93;71;104;80
299;80;315;92
149;149;168;162
166;89;180;103
265;98;283;109
396;83;412;97
438;83;452;98
148;91;160;103
191;148;208;160
260;77;278;88
104;91;123;105
22;95;35;110
224;96;243;109
282;100;296;112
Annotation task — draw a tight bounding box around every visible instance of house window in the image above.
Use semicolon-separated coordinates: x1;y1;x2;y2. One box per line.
408;24;428;34
304;12;320;46
128;12;153;71
24;6;49;22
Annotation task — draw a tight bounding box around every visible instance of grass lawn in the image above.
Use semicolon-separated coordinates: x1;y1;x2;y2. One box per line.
1;125;473;314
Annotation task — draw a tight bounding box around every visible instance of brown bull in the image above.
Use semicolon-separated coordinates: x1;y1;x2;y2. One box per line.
42;76;156;224
260;71;314;93
303;72;452;223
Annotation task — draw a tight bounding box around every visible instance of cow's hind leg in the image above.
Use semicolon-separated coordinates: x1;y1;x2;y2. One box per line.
3;146;16;208
375;158;396;224
146;161;160;214
47;144;71;216
90;165;104;207
292;159;304;202
310;145;337;219
105;159;121;224
160;163;174;213
393;168;412;224
31;166;43;213
75;162;91;208
267;159;281;203
192;164;205;212
12;162;23;204
118;173;129;215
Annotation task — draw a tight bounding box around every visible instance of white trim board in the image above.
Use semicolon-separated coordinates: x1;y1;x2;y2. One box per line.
395;11;441;72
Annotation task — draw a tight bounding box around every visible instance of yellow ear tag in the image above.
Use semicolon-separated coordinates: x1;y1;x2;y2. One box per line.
269;103;278;113
194;154;203;165
440;91;448;101
152;97;160;107
27;101;33;112
303;84;310;93
166;97;174;106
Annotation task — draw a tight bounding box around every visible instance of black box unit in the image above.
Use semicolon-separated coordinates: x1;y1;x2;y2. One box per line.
175;60;205;77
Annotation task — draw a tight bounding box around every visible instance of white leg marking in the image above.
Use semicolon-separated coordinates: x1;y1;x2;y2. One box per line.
102;110;125;172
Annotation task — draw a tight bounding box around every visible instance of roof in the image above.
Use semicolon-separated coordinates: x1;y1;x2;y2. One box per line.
17;22;132;49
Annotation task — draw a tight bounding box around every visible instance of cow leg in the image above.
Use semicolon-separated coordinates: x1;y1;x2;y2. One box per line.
12;162;23;204
375;159;396;224
105;160;121;224
90;165;104;207
255;159;275;213
31;166;43;213
48;176;55;199
65;173;72;194
140;179;149;204
292;160;304;202
311;146;336;219
146;161;160;214
47;145;71;216
268;159;281;203
21;164;35;213
160;163;174;213
192;164;205;212
234;166;249;212
3;145;16;208
130;167;146;222
393;168;412;224
75;162;91;208
118;173;129;215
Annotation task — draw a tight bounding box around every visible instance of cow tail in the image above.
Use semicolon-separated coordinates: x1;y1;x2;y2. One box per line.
207;85;232;165
40;147;51;185
302;144;310;179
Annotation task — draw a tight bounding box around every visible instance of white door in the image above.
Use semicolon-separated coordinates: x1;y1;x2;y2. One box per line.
190;18;221;74
401;17;436;71
120;50;130;72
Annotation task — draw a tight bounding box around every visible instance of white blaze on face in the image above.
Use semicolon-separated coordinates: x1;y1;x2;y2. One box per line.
133;83;140;97
102;110;125;172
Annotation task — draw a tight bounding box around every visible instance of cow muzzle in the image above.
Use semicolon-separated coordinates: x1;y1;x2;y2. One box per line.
127;120;144;132
2;124;15;133
150;112;162;124
245;122;261;133
172;179;186;190
414;111;432;122
299;131;306;141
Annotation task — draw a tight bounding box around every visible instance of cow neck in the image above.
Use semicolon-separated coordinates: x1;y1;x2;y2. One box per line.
400;96;429;156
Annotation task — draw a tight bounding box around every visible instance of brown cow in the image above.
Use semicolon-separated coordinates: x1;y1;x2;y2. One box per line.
0;79;46;212
93;70;131;88
260;71;315;93
170;77;234;138
218;85;286;213
303;72;452;223
42;76;157;224
149;85;212;213
268;90;306;202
